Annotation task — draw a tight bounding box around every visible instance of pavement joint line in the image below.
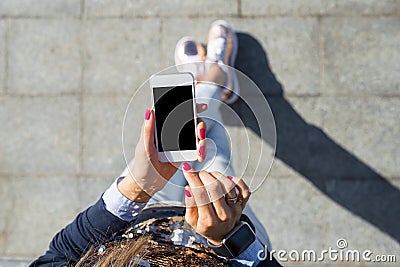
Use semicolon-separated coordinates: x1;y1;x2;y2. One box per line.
0;172;117;178
318;15;325;97
3;19;9;94
2;92;400;98
80;0;85;20
1;13;400;20
1;170;400;181
0;15;81;20
78;13;400;19
237;0;242;17
78;4;86;177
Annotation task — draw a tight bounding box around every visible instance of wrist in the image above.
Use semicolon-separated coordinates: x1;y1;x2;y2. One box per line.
118;175;152;203
207;238;222;246
207;220;241;246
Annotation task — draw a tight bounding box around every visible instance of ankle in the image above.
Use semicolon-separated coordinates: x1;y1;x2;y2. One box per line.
203;63;226;86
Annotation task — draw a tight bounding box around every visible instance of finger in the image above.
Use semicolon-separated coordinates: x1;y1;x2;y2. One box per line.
230;176;251;208
196;118;206;140
210;171;236;198
198;171;233;222
196;103;208;113
197;139;206;162
184;186;198;226
143;108;156;156
182;163;215;211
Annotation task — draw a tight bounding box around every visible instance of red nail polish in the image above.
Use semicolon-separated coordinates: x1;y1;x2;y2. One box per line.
227;175;233;180
199;128;206;139
185;189;191;197
199;146;205;158
145;109;151;120
182;162;191;171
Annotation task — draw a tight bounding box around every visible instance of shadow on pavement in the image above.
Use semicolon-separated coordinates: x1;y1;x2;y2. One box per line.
223;32;400;243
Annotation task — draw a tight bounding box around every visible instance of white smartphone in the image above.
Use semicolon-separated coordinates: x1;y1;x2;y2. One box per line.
150;72;198;162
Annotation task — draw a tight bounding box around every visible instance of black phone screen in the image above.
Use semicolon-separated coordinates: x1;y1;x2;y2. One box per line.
153;85;196;152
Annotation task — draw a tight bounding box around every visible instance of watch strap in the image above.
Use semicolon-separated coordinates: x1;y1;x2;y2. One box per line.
208;240;236;258
208;221;256;259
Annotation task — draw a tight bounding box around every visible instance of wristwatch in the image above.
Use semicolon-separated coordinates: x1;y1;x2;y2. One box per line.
207;221;256;259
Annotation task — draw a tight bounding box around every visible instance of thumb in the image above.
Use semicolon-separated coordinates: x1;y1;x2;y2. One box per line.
143;108;156;155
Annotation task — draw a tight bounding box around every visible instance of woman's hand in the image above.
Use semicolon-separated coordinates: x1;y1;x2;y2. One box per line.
182;165;251;245
118;105;208;202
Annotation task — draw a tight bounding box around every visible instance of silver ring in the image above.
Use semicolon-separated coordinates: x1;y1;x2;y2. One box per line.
225;187;241;205
225;195;242;205
226;195;238;202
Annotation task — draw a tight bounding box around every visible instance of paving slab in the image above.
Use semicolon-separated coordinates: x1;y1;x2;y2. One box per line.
0;177;11;256
325;179;400;256
0;21;4;94
332;0;400;15
242;0;333;16
8;19;81;95
249;176;329;252
78;175;115;210
0;0;80;17
0;96;80;174
0;259;32;267
264;96;322;179
319;97;400;178
83;19;161;95
82;95;146;175
230;18;320;96
242;96;325;179
4;176;79;258
242;0;400;16
323;17;400;96
85;0;238;17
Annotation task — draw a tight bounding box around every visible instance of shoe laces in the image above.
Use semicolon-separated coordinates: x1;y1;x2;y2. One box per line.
206;37;227;63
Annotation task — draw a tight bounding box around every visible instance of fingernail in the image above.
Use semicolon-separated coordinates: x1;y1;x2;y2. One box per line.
227;175;233;180
199;146;205;158
185;189;191;197
199;128;206;139
145;109;151;120
182;162;191;171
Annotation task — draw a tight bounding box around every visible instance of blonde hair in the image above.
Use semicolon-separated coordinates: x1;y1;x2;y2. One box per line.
75;236;149;267
75;235;228;267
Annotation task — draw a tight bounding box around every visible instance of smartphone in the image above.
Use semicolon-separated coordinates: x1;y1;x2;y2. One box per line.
150;72;198;162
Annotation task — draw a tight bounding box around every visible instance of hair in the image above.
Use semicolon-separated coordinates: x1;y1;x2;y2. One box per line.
75;234;229;267
75;235;149;267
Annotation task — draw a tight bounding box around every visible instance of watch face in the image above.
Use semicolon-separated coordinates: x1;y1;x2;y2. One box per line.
225;224;256;256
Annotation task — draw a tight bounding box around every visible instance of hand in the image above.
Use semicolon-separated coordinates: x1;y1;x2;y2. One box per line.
182;166;251;245
119;104;208;202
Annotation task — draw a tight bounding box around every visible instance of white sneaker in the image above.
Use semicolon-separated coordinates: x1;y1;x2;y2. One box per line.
207;20;239;104
174;36;206;78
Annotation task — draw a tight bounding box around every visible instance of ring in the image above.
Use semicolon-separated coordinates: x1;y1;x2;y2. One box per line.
226;197;243;205
225;194;242;205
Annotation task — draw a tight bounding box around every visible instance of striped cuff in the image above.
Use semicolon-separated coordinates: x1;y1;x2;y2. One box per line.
102;177;147;222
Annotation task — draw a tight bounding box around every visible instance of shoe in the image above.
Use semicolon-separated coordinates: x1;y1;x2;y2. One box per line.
174;36;206;78
206;20;239;104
